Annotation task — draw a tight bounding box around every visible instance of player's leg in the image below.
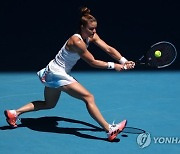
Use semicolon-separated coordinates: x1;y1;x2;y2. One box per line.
4;86;61;127
61;82;127;141
61;81;110;132
16;86;61;115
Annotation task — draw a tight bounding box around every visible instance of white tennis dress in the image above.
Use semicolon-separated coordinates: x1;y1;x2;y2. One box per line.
37;34;89;88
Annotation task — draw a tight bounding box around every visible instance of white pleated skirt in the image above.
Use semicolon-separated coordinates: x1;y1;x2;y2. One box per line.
37;60;76;88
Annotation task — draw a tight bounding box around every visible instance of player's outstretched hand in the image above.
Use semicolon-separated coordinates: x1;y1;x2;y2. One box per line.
124;61;135;69
114;64;126;71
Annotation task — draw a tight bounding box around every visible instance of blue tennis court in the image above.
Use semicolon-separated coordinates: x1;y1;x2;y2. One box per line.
0;71;180;153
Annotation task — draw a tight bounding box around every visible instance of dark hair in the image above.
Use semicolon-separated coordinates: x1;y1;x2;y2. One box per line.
79;7;97;28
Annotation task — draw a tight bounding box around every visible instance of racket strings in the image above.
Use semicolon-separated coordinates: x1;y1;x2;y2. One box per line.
146;42;176;68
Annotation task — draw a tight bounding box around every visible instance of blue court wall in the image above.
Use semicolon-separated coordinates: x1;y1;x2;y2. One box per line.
0;0;179;71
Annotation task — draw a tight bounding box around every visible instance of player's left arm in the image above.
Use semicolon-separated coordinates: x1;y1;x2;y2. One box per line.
92;33;122;61
92;33;135;68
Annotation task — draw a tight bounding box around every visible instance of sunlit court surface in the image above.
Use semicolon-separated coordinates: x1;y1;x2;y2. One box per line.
1;0;180;153
0;70;180;154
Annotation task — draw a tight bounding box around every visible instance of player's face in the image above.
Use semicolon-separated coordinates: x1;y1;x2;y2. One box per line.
82;21;97;38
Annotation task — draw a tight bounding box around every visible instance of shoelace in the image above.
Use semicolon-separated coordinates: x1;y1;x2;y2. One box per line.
108;123;120;137
110;120;116;128
109;121;118;133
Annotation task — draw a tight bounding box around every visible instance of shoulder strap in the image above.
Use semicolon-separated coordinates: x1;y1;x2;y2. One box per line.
73;34;83;40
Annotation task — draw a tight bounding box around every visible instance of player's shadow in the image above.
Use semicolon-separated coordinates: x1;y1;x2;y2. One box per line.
0;116;145;142
18;116;120;142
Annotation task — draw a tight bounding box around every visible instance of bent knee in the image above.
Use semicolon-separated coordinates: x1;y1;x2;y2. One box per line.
83;93;95;104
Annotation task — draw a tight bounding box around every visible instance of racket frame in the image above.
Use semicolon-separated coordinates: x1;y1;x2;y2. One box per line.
137;41;177;68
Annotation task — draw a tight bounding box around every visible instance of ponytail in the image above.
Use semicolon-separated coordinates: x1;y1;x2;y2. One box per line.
79;7;97;28
81;7;91;16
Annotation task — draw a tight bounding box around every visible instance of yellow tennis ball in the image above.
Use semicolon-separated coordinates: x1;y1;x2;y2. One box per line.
154;50;161;58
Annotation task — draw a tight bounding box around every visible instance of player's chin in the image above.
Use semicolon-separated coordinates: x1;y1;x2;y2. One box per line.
89;33;95;38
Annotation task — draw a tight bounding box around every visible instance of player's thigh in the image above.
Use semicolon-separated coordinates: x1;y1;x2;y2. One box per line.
61;82;93;101
44;86;61;105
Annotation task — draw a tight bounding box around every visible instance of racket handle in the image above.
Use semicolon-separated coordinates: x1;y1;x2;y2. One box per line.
123;65;127;70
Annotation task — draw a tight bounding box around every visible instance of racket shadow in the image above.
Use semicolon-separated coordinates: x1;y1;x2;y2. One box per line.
122;127;146;134
18;116;120;142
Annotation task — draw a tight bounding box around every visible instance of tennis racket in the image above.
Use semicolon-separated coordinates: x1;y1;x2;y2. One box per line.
136;41;177;68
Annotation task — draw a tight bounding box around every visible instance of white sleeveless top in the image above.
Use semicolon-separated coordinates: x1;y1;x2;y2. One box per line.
37;34;89;88
54;34;89;72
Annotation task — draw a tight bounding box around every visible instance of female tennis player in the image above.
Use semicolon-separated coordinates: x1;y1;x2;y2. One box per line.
4;7;135;141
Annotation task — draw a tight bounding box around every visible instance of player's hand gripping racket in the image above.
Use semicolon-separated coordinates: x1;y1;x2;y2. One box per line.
136;41;177;68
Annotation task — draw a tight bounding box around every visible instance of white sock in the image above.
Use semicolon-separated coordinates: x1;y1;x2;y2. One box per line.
9;110;17;115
